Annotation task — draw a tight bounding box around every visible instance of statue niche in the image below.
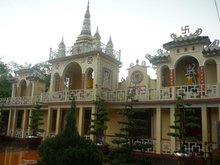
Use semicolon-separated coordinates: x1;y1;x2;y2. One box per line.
87;73;93;89
184;63;197;92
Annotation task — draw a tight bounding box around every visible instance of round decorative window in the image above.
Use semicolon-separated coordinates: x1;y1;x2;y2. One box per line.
131;71;143;84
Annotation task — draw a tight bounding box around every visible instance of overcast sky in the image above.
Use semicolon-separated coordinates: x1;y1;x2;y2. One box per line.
0;0;220;79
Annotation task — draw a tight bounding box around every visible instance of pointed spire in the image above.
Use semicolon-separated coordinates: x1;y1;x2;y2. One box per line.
94;27;101;40
58;36;66;57
106;35;113;47
105;35;114;55
80;0;91;36
85;0;90;19
58;36;65;48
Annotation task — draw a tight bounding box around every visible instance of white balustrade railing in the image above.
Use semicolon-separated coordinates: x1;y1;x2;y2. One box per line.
42;91;65;102
66;89;94;101
0;84;219;106
14;128;22;138
161;139;171;154
131;138;156;152
49;42;121;62
175;141;203;156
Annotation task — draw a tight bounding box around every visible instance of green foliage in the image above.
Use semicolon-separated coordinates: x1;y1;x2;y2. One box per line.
214;150;220;165
168;93;200;153
32;61;51;92
29;102;44;136
38;97;103;165
89;95;109;143
110;90;151;164
0;61;12;98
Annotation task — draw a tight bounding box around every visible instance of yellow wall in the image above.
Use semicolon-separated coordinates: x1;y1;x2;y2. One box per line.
210;108;218;142
161;109;170;139
106;109;125;135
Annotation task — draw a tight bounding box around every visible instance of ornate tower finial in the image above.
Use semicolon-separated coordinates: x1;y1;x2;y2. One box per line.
58;36;66;57
105;35;114;55
80;0;91;36
106;35;113;47
58;36;65;48
94;27;101;40
73;1;93;53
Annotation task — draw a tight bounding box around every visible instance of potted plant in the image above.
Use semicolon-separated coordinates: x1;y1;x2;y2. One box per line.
25;102;44;149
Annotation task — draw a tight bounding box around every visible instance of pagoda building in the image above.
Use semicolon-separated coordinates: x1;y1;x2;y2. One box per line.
0;2;220;160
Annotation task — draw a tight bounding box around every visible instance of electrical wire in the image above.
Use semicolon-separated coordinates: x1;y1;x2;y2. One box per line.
214;0;220;23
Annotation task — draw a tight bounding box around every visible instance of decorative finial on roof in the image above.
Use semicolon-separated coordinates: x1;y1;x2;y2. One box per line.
105;35;114;55
80;1;91;36
107;35;113;47
85;0;90;19
94;27;101;40
170;28;203;41
58;36;65;48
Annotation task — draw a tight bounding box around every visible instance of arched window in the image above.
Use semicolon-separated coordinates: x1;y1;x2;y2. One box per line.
20;80;27;96
54;73;60;91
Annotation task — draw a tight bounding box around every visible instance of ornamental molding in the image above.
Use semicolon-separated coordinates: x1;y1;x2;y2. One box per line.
204;40;220;51
145;49;170;65
170;28;203;41
129;59;148;68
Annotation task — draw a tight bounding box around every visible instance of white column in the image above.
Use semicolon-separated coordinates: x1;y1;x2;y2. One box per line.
11;109;17;136
46;106;52;136
11;84;16;97
156;106;161;154
78;106;84;136
55;107;61;135
21;109;27;138
27;109;32;135
7;109;12;136
201;106;208;150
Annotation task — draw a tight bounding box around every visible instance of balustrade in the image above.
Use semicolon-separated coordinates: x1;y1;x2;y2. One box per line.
0;84;219;106
132;138;156;152
49;42;121;62
161;139;171;154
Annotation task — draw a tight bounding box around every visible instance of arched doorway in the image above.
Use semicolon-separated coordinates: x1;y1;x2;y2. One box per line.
174;56;199;86
63;62;82;90
204;59;217;84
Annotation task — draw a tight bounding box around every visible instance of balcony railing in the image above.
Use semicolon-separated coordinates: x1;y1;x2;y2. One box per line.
0;84;219;106
49;42;121;62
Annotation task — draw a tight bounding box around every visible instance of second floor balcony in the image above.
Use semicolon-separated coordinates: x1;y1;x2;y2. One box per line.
0;83;220;106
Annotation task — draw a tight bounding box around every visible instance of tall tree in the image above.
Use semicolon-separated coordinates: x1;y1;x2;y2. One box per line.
89;94;109;144
111;88;151;164
38;97;103;165
29;102;45;136
168;93;200;154
0;61;12;98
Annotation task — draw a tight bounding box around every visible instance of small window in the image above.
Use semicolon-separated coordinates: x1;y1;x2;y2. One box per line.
177;49;180;53
192;46;195;51
184;48;188;52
